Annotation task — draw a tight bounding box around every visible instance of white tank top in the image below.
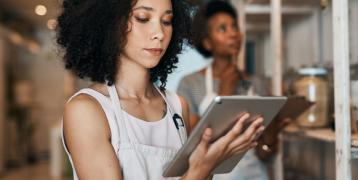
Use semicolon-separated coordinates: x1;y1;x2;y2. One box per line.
61;84;187;180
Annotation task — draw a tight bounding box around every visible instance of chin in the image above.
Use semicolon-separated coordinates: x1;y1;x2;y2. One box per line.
143;59;161;69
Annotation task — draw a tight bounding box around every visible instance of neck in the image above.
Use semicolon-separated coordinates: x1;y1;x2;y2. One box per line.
114;57;155;99
212;54;231;78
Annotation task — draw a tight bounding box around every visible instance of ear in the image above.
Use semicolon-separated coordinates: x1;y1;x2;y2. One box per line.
127;21;133;32
203;38;212;51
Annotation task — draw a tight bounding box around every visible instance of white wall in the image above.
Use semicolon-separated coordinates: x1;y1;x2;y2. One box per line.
285;16;319;68
166;45;208;91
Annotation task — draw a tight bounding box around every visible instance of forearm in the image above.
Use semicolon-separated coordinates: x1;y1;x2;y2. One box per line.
180;165;213;180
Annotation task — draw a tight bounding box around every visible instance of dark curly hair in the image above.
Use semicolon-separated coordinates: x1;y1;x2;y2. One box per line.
191;0;238;58
56;0;191;88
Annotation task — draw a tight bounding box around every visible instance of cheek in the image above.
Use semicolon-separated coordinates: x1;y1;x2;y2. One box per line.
210;37;233;54
215;35;228;45
209;33;224;44
126;25;146;47
165;27;173;43
209;38;227;53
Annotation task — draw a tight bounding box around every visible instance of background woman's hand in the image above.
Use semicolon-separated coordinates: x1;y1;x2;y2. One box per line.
255;117;291;161
218;64;239;95
183;113;265;180
218;64;246;95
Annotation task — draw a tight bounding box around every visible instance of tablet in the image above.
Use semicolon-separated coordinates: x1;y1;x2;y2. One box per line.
162;96;287;177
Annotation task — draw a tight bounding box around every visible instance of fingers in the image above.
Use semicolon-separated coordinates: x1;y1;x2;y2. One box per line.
227;117;265;151
224;113;250;142
253;126;265;141
227;125;263;151
232;141;258;156
198;128;213;150
279;118;291;128
240;117;264;142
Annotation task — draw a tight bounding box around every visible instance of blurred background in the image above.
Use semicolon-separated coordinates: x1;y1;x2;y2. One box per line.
0;0;357;180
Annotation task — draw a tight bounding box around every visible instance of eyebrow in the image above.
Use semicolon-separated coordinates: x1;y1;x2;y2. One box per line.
133;6;173;14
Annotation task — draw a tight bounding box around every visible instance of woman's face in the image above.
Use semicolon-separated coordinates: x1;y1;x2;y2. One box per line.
204;13;241;57
121;0;173;68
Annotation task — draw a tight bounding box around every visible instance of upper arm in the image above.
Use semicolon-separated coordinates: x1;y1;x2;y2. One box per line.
177;78;200;116
179;96;200;135
63;94;122;180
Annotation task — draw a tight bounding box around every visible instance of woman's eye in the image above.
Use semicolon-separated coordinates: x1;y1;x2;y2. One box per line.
218;25;226;32
162;20;172;26
135;17;149;23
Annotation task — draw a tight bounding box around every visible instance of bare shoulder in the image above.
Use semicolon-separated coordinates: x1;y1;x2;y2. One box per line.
63;92;121;179
64;93;107;125
63;93;111;153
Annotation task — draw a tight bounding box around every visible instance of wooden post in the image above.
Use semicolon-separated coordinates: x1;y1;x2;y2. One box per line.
0;34;5;173
271;0;283;96
271;0;283;180
237;0;246;71
332;0;352;180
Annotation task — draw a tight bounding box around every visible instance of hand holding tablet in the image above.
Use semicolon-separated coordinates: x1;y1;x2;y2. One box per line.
185;112;265;178
163;96;287;177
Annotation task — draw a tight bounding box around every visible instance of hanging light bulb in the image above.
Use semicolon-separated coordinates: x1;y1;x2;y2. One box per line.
35;5;47;16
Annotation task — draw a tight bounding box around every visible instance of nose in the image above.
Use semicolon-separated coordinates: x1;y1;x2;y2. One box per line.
228;26;239;38
151;21;165;41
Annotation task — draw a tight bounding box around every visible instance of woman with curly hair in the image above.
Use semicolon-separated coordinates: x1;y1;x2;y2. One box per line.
57;0;265;179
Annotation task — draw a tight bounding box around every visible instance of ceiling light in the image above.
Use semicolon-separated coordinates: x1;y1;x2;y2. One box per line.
35;5;47;16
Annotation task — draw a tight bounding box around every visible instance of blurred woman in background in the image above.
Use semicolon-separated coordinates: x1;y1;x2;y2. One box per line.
178;1;272;179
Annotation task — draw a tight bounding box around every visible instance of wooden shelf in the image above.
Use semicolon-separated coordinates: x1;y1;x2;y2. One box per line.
283;124;358;147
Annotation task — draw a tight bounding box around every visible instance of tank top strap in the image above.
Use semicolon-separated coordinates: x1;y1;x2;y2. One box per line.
66;88;121;147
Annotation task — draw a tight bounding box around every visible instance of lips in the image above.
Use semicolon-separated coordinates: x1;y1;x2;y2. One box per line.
228;42;240;49
144;48;163;56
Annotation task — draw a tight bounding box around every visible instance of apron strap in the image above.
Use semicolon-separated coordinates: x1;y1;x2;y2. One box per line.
154;86;188;145
107;85;131;143
206;65;214;94
199;64;218;116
